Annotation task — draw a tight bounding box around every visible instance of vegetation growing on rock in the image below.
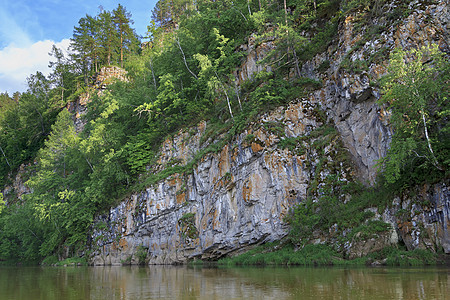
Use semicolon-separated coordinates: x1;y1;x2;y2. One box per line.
0;0;448;264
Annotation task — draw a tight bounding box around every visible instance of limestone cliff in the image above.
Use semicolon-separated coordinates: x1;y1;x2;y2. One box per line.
91;99;351;265
87;1;448;264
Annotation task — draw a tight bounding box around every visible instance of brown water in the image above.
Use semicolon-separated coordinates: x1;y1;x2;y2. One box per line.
0;266;448;299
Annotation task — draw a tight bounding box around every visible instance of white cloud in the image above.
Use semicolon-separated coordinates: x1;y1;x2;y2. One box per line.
0;0;37;48
0;39;71;94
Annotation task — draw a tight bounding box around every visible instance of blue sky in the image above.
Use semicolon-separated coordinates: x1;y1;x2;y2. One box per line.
0;0;158;94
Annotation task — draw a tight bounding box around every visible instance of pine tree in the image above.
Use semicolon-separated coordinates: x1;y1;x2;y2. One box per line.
113;4;138;68
48;45;76;106
98;10;117;66
70;16;94;84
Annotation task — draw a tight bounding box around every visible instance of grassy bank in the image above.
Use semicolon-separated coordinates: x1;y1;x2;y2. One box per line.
41;256;88;267
215;243;440;267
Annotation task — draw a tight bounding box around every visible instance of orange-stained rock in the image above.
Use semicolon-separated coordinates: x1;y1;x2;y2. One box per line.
251;142;264;153
119;238;128;250
218;144;230;177
242;179;252;204
176;192;186;205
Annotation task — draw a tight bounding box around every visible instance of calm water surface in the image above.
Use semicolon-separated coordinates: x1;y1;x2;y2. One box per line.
0;266;448;299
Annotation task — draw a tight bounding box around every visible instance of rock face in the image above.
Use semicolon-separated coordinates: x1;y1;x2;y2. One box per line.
94;66;128;89
90;1;449;264
1;163;32;203
305;0;449;183
387;182;450;253
91;99;350;265
341;181;450;259
66;66;128;132
234;33;274;85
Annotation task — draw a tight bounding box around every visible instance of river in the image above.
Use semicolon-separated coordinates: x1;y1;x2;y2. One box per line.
0;266;448;299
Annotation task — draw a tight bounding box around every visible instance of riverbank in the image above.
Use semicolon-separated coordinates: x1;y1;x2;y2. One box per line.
209;243;447;267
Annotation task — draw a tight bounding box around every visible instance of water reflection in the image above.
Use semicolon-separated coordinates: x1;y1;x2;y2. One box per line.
0;266;448;299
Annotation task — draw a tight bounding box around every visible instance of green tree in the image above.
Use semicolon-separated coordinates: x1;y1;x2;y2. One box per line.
85;14;101;73
0;201;44;262
379;44;449;184
0;72;60;186
24;110;79;255
0;92;15;112
0;192;4;214
48;45;78;106
113;4;139;68
98;10;117;65
71;16;96;84
28;110;79;193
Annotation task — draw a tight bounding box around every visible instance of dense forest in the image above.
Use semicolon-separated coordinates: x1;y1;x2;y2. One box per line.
0;0;448;264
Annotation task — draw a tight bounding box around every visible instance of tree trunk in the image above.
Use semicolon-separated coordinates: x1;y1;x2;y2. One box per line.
120;31;124;68
421;111;440;169
149;58;157;89
61;75;64;104
284;0;288;26
0;144;11;168
107;35;111;65
214;70;233;120
176;37;198;79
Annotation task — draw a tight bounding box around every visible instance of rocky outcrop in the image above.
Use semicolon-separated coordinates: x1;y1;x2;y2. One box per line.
340;181;450;259
67;66;128;132
304;0;449;183
90;1;449;264
94;66;128;89
90;99;352;265
234;34;274;85
386;182;449;253
1;163;33;203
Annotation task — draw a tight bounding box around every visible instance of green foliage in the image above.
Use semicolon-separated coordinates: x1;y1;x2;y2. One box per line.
135;245;149;265
262;121;285;137
178;212;198;240
0;201;44;263
0;193;4;214
378;45;449;184
0;74;62;187
121;255;133;265
279;136;306;155
285;201;320;244
219;243;342;266
53;257;88;266
218;242;438;266
0;109;97;261
367;246;437;266
287;175;395;245
297;20;338;61
70;4;140;80
244;134;255;143
347;220;391;241
249;76;304;108
122;133;156;174
316;60;330;72
41;255;59;266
